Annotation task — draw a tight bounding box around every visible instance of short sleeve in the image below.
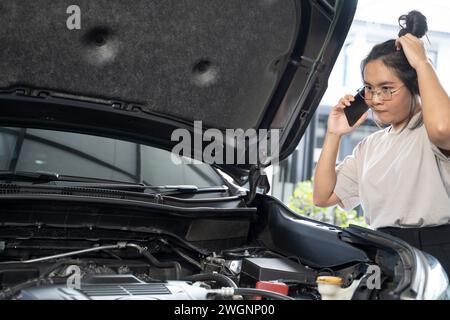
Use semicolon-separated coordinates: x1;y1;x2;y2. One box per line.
334;139;366;211
430;144;450;197
425;125;450;196
430;143;450;162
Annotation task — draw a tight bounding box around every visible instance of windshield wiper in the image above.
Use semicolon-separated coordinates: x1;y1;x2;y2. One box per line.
151;185;229;194
77;184;230;194
0;170;144;186
0;170;60;183
0;171;229;195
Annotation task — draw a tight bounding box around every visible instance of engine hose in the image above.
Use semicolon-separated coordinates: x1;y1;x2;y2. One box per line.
232;288;294;300
182;273;238;289
0;278;53;300
140;250;181;280
0;258;84;300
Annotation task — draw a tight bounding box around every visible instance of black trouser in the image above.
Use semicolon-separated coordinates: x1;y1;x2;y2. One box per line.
377;224;450;276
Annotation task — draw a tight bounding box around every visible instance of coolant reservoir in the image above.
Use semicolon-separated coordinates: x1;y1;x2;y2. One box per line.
316;276;360;300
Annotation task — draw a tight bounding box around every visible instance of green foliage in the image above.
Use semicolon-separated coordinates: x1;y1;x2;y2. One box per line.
288;180;368;228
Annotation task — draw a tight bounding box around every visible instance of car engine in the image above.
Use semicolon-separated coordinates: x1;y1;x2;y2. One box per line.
0;237;375;300
20;275;215;300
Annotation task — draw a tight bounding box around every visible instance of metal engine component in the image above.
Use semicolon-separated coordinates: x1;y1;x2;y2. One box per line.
19;275;211;300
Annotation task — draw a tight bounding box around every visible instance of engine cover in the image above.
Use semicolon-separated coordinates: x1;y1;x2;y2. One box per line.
20;275;210;300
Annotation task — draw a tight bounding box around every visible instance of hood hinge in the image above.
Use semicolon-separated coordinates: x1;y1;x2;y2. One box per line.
245;165;270;205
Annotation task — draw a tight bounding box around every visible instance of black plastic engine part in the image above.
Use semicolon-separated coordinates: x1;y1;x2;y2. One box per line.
239;258;317;287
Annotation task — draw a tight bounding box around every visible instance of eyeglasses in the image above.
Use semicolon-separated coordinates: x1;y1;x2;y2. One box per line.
358;84;404;101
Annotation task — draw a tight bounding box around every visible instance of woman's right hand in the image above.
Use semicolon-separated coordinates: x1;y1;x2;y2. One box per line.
327;94;368;136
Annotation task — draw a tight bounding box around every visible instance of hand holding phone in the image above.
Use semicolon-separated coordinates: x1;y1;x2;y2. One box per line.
343;88;369;127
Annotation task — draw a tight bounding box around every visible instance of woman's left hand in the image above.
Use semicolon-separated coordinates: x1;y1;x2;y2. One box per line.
395;33;429;70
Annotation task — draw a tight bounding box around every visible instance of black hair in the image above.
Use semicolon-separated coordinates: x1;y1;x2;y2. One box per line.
361;10;428;130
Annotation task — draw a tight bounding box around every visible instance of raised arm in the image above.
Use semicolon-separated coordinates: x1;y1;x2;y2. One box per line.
396;34;450;151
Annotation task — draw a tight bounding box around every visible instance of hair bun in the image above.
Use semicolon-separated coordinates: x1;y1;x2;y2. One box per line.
398;10;428;38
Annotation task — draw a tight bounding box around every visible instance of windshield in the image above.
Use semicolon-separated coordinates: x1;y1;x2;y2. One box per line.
0;127;224;187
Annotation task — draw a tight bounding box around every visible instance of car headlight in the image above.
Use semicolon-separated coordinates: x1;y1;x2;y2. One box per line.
406;249;449;300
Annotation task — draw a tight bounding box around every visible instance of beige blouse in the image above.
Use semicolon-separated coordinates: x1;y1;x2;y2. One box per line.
334;112;450;229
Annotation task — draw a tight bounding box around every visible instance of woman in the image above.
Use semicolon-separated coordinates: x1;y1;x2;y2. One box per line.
313;11;450;274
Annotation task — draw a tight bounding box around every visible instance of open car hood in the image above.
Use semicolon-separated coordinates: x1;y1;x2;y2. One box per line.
0;0;357;182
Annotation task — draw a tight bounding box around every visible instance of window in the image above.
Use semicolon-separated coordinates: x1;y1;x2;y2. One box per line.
0;127;224;187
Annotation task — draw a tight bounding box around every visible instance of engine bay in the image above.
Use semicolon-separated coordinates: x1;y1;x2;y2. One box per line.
0;234;386;300
0;196;408;300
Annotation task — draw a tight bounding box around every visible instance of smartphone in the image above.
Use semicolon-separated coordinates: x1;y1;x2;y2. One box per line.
344;88;369;127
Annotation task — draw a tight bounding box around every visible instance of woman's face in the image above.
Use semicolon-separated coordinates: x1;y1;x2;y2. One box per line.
363;59;413;129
